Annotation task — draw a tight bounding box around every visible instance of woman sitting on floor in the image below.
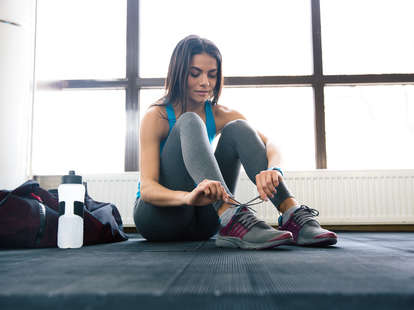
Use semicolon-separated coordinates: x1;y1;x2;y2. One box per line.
134;34;337;249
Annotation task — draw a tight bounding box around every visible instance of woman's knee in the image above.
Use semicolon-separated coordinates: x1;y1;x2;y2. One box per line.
177;111;203;124
175;112;205;131
221;119;252;137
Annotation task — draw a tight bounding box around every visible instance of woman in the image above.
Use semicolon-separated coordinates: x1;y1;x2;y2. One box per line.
134;35;337;249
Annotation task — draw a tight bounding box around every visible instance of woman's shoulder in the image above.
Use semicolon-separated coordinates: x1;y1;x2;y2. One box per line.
143;104;166;121
212;103;247;132
141;103;169;137
213;103;246;121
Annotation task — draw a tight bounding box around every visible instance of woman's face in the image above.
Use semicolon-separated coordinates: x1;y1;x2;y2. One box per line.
187;53;218;105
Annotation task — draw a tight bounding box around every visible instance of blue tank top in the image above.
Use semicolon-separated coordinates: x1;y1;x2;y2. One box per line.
137;100;216;198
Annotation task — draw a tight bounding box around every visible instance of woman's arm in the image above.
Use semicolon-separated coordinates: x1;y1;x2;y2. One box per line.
139;108;188;206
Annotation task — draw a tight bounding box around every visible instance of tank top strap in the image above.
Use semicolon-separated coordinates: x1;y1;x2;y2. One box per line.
204;100;216;143
165;103;176;133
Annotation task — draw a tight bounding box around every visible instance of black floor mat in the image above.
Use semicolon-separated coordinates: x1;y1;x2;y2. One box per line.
1;232;413;309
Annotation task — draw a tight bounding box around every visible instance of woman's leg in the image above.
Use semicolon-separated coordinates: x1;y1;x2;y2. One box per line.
214;119;294;210
134;112;228;242
211;120;294;249
159;113;232;198
214;119;337;246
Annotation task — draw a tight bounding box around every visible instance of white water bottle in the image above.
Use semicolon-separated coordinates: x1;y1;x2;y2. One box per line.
57;170;85;249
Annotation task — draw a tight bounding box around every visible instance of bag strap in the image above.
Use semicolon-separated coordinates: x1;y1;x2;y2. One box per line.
0;192;13;207
30;193;47;246
35;202;47;246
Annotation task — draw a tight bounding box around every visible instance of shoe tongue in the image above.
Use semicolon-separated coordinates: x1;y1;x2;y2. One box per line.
236;205;250;215
236;206;267;228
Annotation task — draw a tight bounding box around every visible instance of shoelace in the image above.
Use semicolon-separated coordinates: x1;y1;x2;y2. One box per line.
227;195;263;208
292;205;320;226
235;208;263;229
225;195;265;229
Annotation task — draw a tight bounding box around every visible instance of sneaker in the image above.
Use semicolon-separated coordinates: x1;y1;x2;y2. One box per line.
278;205;337;246
216;206;293;250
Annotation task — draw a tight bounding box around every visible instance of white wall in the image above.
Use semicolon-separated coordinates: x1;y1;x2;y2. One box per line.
0;0;36;189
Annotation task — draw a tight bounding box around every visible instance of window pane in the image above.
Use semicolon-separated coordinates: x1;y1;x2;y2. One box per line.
321;0;414;74
221;88;315;170
140;87;316;171
32;90;126;174
325;85;414;169
140;0;312;77
35;0;126;80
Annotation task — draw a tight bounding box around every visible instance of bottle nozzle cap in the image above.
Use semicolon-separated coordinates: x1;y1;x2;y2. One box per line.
62;170;82;184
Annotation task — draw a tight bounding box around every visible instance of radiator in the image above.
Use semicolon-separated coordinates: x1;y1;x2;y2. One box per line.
82;170;414;227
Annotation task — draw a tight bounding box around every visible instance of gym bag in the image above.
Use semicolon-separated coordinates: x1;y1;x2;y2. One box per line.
0;180;128;248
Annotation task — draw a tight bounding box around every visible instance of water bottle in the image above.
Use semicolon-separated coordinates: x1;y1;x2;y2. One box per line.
57;170;85;248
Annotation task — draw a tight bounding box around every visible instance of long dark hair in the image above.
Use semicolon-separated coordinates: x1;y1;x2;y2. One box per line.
151;35;223;115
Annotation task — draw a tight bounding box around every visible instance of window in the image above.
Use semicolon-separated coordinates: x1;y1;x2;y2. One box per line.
33;0;414;174
33;0;127;175
325;85;414;169
140;0;312;77
220;87;315;170
32;90;126;174
321;0;414;75
35;0;126;80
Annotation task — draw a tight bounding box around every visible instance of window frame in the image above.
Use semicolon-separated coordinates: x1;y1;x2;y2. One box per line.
35;0;414;172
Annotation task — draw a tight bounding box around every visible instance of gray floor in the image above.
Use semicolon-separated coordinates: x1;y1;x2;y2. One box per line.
1;232;413;309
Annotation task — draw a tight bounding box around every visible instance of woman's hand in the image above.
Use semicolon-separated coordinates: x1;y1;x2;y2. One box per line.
183;179;231;206
255;169;282;201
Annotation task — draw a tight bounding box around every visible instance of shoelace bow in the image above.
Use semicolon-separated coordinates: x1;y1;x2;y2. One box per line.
293;205;320;226
226;195;265;229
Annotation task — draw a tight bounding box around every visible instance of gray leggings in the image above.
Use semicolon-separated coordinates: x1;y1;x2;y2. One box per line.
134;112;292;241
